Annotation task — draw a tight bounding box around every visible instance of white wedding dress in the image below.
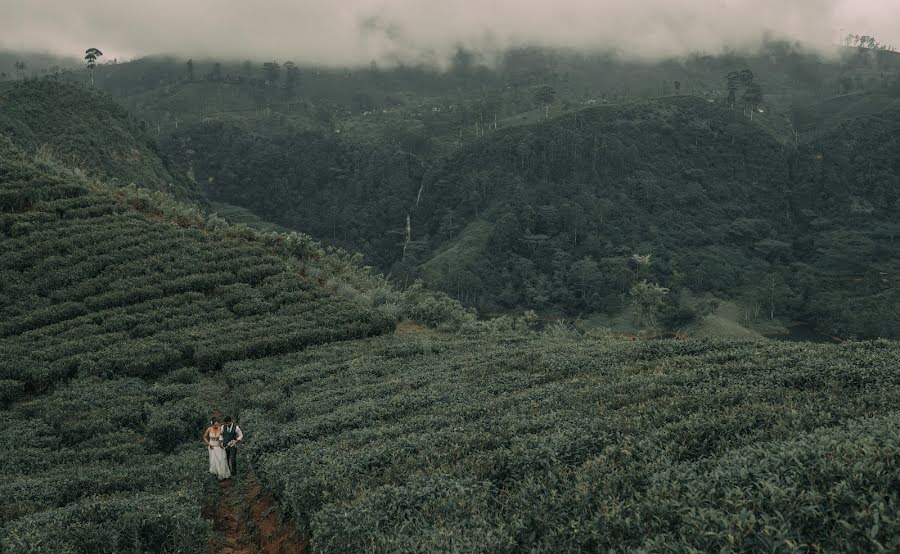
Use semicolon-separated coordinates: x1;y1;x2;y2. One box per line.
208;430;231;480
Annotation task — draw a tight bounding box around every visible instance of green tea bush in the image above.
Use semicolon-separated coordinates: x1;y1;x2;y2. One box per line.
230;335;900;553
3;124;898;552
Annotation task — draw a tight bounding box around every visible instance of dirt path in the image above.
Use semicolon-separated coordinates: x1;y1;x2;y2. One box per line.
210;473;307;554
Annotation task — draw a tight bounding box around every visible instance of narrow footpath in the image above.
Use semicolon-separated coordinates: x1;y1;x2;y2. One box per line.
210;472;307;554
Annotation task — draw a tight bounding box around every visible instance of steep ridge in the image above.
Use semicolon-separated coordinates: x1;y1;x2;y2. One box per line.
0;80;198;201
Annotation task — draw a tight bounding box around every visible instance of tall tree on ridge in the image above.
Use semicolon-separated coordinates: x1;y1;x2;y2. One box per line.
743;81;764;118
84;48;103;85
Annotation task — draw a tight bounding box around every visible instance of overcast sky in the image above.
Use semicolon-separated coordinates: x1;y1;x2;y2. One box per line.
2;1;898;65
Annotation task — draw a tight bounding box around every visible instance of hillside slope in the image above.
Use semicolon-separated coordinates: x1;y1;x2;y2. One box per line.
234;334;899;552
1;131;898;553
410;96;898;336
0;138;401;551
0;80;198;201
169;95;898;338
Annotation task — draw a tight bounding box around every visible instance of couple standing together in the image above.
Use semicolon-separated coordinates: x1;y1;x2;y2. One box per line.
204;416;243;480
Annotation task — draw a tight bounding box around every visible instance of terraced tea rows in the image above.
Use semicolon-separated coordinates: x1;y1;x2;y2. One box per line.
0;142;396;551
1;137;898;553
0;161;394;400
228;335;900;552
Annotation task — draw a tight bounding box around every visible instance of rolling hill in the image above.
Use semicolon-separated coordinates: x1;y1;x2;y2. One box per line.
171;93;899;338
0;93;898;552
0;80;199;202
13;44;894;338
0;133;406;551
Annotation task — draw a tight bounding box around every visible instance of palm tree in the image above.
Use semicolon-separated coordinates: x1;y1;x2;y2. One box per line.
84;48;103;85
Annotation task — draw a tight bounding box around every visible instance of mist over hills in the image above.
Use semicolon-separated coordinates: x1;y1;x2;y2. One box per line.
0;27;899;552
3;0;899;64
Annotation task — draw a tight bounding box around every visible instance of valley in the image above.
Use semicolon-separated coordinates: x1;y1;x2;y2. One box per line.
1;39;898;553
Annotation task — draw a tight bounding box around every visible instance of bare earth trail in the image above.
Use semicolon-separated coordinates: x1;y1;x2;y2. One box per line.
211;472;307;554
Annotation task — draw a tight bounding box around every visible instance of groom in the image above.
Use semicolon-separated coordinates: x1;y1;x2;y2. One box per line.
222;416;243;476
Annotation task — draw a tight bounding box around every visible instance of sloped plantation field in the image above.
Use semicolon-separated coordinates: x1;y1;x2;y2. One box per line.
232;335;899;552
1;136;898;553
0;139;395;552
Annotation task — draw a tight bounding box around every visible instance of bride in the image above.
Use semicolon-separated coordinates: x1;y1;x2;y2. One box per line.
204;418;231;480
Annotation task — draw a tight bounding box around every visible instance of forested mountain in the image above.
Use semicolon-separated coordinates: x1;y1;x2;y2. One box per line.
3;44;897;338
167;93;899;338
408;96;898;337
1;67;899;551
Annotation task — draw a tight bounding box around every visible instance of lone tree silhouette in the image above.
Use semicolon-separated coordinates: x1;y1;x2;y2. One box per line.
84;48;103;85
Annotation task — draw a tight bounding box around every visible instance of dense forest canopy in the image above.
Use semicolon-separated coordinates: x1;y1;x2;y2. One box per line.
18;43;882;338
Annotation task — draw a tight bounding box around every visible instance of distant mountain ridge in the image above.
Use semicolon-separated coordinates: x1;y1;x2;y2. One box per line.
175;93;898;337
3;50;896;337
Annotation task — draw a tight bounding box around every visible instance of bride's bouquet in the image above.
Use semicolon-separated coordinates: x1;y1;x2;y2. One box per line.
226;440;237;448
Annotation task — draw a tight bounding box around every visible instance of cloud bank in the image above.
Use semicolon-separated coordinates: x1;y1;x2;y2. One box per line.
2;1;898;66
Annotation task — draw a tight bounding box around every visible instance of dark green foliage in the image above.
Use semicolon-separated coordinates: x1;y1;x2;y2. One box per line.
0;149;398;551
58;45;893;338
0;378;211;553
0;157;395;394
164;120;426;270
410;97;897;337
170;90;899;337
0;80;198;201
2;46;899;553
229;334;899;552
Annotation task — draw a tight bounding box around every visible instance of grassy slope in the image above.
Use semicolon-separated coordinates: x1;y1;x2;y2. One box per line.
419;219;491;283
0;80;199;201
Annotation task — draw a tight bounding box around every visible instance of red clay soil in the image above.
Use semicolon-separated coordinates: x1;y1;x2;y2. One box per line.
210;473;307;554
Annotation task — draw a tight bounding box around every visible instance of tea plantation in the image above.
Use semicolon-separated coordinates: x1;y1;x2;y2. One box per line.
229;335;899;552
0;138;398;552
1;136;898;552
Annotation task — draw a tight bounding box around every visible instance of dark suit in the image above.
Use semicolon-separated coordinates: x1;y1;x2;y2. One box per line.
221;423;241;475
